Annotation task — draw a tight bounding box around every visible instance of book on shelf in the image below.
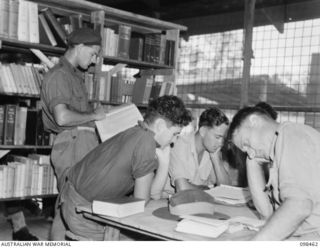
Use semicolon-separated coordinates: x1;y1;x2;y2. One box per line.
69;14;83;31
14;106;27;145
0;105;5;144
92;197;145;218
39;12;57;46
175;215;229;238
28;1;39;43
132;75;153;105
165;39;176;66
129;36;144;61
0;0;10;38
3;104;16;145
95;104;143;142
42;8;67;46
17;0;29;42
117;25;131;59
205;184;251;205
8;0;19;40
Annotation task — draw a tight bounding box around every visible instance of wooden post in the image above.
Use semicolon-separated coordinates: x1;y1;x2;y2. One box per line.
241;0;256;107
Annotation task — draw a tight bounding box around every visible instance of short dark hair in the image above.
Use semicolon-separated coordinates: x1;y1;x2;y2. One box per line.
255;102;278;120
198;107;229;129
226;106;272;143
144;95;192;126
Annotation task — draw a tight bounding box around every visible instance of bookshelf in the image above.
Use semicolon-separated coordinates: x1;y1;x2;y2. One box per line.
0;0;186;201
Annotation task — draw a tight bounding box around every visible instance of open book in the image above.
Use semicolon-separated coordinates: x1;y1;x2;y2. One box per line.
95;104;143;142
175;215;229;238
92;197;145;218
205;184;251;205
175;215;265;238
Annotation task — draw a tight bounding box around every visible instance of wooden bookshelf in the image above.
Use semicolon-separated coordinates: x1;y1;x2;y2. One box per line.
89;99;148;109
0;93;40;99
0;145;52;149
0;37;65;56
103;56;174;70
0;194;57;202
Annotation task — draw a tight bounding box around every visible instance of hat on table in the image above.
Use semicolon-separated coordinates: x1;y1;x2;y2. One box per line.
67;28;101;46
169;189;215;216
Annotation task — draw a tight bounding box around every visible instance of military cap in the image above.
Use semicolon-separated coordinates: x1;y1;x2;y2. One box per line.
67;28;101;46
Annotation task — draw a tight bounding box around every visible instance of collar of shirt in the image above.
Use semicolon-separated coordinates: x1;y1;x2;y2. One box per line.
137;120;160;147
268;124;284;163
60;56;83;79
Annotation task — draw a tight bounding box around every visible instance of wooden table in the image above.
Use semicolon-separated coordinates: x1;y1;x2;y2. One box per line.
78;199;260;241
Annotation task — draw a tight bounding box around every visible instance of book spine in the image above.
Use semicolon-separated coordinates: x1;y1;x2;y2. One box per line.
8;0;19;39
118;25;131;59
28;1;39;43
3;104;16;145
17;0;29;42
144;34;152;62
43;8;67;45
38;13;57;46
0;0;10;38
0;105;5;144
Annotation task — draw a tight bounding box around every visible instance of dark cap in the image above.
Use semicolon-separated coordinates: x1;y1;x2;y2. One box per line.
67;28;101;46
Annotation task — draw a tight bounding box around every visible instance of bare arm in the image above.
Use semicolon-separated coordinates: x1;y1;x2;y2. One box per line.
134;173;154;205
150;147;170;200
174;178;209;192
53;103;105;127
210;151;232;186
252;198;313;240
247;158;273;219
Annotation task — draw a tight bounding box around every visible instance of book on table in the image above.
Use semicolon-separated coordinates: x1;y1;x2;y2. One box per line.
175;215;229;238
205;184;251;205
92;197;145;218
175;215;265;237
95;103;143;142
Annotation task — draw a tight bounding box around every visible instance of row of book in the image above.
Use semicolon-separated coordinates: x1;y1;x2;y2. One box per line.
0;154;58;198
0;0;176;66
0;0;78;46
85;72;175;105
102;25;176;66
0;63;44;95
0;0;39;43
0;105;55;146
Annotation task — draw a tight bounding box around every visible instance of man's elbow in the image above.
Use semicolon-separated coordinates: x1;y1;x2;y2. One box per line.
297;198;313;219
54;112;68;126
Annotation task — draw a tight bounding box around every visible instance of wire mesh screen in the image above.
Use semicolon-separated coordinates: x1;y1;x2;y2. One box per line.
177;18;320;131
177;30;243;107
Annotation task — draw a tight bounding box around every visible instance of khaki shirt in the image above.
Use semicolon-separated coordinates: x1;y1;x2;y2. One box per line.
41;56;93;133
169;132;217;186
270;122;320;236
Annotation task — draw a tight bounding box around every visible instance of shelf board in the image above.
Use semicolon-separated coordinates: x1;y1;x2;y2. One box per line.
0;92;40;99
103;56;174;69
0;37;65;55
0;194;57;202
89;100;148;108
0;145;52;149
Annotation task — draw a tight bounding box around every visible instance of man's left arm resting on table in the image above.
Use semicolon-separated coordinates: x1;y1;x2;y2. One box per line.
252;197;313;240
